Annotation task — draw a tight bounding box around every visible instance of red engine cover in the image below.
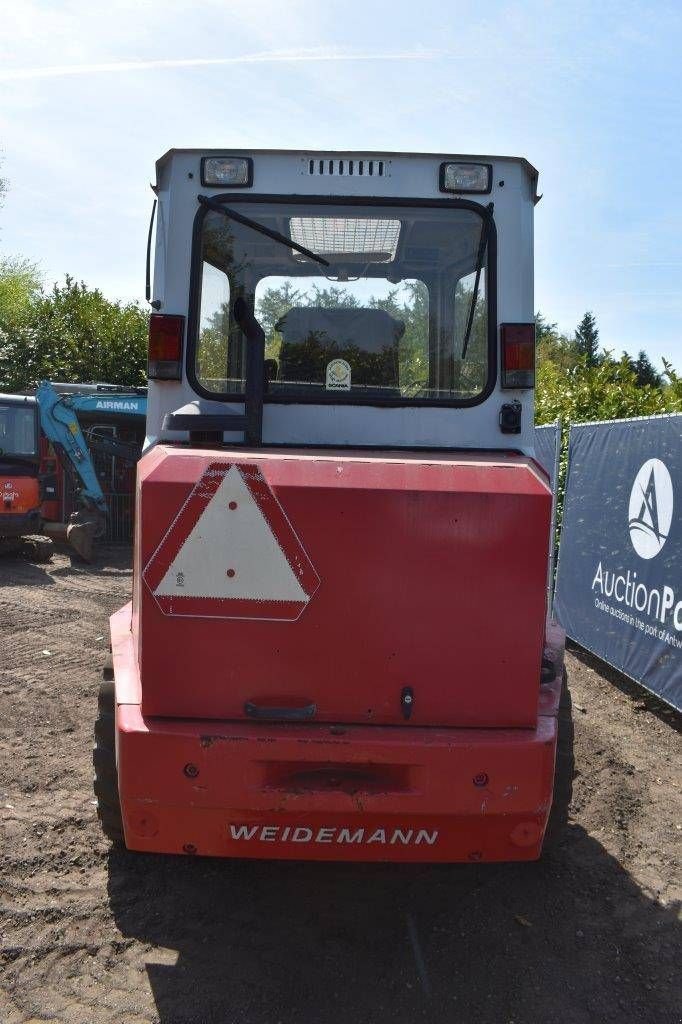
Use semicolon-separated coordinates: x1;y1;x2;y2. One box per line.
134;447;551;728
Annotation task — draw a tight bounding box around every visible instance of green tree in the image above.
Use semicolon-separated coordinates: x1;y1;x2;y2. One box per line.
574;311;600;366
536;311;579;369
536;353;669;426
0;257;42;327
0;276;148;392
622;349;662;388
661;359;682;407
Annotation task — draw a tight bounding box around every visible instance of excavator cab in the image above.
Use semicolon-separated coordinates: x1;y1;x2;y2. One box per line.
0;396;49;558
97;151;570;862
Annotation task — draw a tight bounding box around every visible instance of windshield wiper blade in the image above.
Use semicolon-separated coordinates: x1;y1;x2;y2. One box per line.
197;195;330;268
461;202;493;360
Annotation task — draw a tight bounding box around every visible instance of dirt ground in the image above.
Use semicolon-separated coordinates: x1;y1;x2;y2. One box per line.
0;548;680;1024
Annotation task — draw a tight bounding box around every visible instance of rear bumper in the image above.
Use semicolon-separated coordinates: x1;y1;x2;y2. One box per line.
111;605;563;863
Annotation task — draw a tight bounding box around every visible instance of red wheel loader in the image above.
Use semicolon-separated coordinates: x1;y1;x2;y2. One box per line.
95;150;571;861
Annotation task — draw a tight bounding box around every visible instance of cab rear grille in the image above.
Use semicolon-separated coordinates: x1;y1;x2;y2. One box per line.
305;157;386;177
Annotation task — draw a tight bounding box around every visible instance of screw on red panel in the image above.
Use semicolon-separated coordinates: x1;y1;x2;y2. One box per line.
183;763;199;778
468;850;483;862
473;772;489;787
226;568;236;578
183;843;197;855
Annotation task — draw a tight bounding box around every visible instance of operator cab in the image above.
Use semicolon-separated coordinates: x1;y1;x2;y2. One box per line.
0;396;40;475
146;151;538;451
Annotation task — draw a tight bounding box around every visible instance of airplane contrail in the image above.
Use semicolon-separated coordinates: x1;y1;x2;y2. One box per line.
0;48;442;83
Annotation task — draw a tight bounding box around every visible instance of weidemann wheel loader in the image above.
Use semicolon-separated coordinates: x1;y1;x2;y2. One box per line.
95;150;572;861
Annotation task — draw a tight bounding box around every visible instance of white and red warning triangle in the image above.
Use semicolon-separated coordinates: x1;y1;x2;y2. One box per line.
143;462;320;620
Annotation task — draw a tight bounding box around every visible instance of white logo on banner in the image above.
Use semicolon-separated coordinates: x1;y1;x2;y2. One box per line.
628;458;673;560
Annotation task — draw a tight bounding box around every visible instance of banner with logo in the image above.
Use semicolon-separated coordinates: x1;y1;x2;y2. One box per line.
554;414;681;710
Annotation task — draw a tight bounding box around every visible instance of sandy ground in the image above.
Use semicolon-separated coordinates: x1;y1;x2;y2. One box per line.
0;547;680;1024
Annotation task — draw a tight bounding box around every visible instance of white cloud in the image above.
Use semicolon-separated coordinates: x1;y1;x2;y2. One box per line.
0;47;442;83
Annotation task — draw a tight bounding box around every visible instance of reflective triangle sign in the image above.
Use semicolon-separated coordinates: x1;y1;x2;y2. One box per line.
143;462;320;620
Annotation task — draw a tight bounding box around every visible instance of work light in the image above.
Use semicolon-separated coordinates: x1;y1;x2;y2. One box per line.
439;162;492;194
201;156;253;188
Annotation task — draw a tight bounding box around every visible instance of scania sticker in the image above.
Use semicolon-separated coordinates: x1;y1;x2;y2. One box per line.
228;824;439;846
325;358;351;391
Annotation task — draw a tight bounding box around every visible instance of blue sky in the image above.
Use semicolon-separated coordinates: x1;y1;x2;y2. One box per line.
1;0;681;370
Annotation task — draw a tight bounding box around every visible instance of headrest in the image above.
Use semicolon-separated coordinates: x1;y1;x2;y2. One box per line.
275;307;405;352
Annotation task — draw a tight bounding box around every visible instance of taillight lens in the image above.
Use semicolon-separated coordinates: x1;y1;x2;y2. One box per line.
148;314;184;380
501;323;535;389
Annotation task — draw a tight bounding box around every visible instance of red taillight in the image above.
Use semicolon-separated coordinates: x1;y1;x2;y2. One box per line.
148;314;184;380
501;323;535;389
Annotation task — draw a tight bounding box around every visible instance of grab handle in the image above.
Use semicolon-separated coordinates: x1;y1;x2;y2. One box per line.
244;701;317;722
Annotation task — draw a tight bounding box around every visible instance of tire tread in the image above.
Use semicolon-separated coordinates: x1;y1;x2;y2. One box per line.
93;674;124;846
543;669;575;851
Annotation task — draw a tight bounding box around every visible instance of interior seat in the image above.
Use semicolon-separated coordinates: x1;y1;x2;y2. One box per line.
275;306;405;389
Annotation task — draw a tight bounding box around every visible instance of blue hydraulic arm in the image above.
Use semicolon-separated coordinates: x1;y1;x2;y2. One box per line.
35;381;109;517
63;390;147;418
35;382;146;561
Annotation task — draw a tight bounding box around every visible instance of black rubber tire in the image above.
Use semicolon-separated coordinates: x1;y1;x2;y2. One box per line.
543;669;575;852
93;677;124;846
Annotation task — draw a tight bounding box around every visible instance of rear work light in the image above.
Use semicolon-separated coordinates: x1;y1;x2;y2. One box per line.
439;162;492;194
201;156;253;187
501;323;536;389
148;314;184;380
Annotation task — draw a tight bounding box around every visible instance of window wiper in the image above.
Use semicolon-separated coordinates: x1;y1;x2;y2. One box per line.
461;202;493;360
197;195;330;268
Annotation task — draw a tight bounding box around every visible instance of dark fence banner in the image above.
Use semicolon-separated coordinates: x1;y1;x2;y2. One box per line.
554;414;682;710
534;422;560;495
535;421;561;613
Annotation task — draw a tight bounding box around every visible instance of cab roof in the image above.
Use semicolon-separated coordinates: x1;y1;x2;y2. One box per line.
155;148;540;197
0;394;37;407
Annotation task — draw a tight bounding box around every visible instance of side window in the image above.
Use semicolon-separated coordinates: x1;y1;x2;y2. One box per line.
195;261;244;394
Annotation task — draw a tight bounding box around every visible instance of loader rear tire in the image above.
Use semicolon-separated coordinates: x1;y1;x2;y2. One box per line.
543;670;574;852
93;677;124;846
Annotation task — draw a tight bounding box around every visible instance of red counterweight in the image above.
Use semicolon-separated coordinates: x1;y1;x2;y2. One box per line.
103;446;564;863
134;447;550;728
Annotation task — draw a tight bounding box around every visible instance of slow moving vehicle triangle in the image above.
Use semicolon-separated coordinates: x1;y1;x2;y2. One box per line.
143;462;319;620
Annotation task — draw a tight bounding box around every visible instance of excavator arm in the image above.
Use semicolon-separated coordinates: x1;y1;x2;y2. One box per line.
34;382;147;560
35;382;109;518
